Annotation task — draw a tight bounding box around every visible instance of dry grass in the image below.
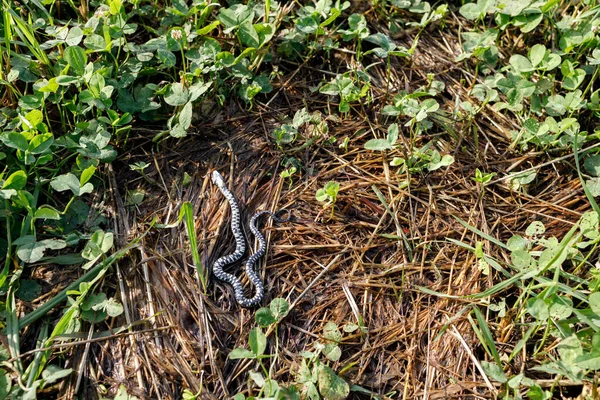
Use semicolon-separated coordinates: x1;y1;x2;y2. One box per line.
26;18;592;400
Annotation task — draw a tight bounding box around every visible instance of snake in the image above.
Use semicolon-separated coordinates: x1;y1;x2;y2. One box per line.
211;170;290;307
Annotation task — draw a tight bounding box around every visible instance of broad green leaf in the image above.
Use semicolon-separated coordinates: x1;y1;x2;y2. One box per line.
323;343;341;361
179;102;193;129
511;249;532;269
64;46;87;76
481;361;507;383
316;189;329;202
228;348;256;359
248;370;265;387
5;132;28;151
17;239;67;263
548;295;573;320
529;44;546;67
2;170;27;190
35;205;61;220
580;211;599;240
364;138;393;151
428;154;454;171
164;82;188;106
255;307;276;327
317;365;350;400
188;81;211;103
249;327;266;356
584;155;600;177
65;26;83;46
510;54;534;73
575;353;600;370
323;321;342;342
238;20;259;48
103;297;124;317
526;298;549;320
51;173;92;196
557;335;582;364
270;298;290;320
28;133;54;154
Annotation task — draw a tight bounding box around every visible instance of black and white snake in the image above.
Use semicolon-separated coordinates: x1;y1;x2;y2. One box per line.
211;171;290;307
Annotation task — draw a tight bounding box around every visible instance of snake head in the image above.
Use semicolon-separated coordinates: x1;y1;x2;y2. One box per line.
211;170;226;189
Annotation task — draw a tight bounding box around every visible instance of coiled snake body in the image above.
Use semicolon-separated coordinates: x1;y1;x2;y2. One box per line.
211;171;290;307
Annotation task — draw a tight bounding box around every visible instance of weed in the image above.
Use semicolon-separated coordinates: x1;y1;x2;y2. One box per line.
316;181;340;219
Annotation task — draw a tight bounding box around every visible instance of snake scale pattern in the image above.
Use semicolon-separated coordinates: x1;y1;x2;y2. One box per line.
211;171;290;307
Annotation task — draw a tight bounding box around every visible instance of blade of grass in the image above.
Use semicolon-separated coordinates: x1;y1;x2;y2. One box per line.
471;306;501;366
182;201;207;291
6;286;23;374
453;215;508;250
5;6;51;68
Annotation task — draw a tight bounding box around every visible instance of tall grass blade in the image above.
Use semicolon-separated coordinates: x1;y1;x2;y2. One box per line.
182;201;207;291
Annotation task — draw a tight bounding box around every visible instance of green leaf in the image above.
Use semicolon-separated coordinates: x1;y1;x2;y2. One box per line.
481;361;507;383
317;365;350;400
2;170;27;190
16;279;41;301
364;139;393;151
23;109;43;129
270;298;290;320
579;211;599;240
526;221;546;236
188;81;211;103
248;370;265;387
228;348;256;359
41;365;73;386
510;54;534;73
428;154;454;171
585;178;600;198
109;0;122;15
511;249;532;269
255;307;276;327
249;327;266;356
50;173;93;196
323;343;341;361
316;189;329;202
17;239;67;263
179;102;193;130
35;205;61;220
548;295;573;320
5;132;29;151
584;155;600;177
28;133;54;154
64;46;87;76
103;297;124;317
529;44;546;67
323;321;342;342
80;165;96;185
238;20;259;48
575;353;600;370
82;230;114;261
526;297;549;320
590;292;600;316
0;369;11;398
65;26;83;46
164;82;188;106
557;334;583;365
